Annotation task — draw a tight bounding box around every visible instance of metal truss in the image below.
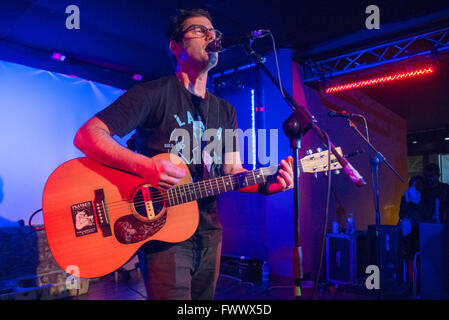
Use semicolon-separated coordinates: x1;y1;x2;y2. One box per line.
304;26;449;84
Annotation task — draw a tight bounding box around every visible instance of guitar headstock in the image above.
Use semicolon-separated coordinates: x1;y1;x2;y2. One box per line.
300;147;343;175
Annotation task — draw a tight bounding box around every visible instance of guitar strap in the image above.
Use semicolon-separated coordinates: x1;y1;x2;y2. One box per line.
190;92;219;182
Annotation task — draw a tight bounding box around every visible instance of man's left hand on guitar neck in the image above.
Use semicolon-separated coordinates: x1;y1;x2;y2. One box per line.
264;156;294;194
223;152;294;195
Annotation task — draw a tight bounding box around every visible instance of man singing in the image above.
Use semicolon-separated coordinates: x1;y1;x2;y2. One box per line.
74;8;293;300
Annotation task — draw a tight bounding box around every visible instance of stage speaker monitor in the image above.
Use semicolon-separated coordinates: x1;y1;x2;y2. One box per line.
419;222;449;299
326;231;368;285
367;225;403;291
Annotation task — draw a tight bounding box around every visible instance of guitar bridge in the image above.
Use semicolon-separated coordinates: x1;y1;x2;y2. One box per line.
94;189;112;237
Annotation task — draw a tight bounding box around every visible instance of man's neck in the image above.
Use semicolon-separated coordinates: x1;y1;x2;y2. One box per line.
175;69;208;98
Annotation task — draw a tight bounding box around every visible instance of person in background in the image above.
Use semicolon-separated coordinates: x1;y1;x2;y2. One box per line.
398;163;449;280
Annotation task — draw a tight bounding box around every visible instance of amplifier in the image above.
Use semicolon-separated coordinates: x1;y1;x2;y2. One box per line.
220;256;263;283
419;222;449;299
368;224;403;291
326;231;368;285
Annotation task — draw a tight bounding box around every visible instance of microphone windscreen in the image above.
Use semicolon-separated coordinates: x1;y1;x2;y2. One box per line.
205;39;223;52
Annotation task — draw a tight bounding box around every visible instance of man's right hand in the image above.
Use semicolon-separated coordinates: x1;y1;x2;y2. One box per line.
142;158;186;191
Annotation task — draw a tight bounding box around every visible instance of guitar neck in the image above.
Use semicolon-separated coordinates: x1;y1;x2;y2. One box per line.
163;145;344;208
165;165;280;207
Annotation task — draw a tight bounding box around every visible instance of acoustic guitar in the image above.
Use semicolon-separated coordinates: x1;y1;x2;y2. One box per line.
42;148;342;278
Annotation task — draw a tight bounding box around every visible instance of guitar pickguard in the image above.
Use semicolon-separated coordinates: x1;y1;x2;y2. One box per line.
114;213;167;244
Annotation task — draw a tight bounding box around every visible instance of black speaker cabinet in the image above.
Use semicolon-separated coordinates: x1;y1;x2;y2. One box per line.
326;231;367;285
419;222;449;299
368;225;403;291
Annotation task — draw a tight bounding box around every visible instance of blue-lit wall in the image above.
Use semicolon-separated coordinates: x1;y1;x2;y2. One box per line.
217;50;296;278
214;64;270;261
0;60;132;226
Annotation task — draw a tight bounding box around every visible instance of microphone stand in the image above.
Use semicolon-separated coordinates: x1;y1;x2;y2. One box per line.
241;43;366;299
345;117;404;299
345;117;405;225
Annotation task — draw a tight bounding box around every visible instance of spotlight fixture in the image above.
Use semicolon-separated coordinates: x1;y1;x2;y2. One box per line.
325;66;434;94
132;74;143;81
51;52;66;62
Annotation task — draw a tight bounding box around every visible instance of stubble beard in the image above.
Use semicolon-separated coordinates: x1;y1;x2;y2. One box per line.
203;51;218;73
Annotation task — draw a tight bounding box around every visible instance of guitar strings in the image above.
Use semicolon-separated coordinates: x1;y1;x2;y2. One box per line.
118;157;333;209
98;166;278;211
108;154;334;210
103;169;270;210
98;176;255;213
110;166;276;207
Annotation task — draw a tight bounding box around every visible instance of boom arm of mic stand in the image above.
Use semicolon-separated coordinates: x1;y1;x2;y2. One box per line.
242;44;367;187
346;119;405;183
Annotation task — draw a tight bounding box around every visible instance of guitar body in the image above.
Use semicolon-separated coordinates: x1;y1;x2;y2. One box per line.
42;153;198;279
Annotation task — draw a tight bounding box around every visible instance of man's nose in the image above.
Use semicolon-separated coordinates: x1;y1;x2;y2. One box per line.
205;30;216;41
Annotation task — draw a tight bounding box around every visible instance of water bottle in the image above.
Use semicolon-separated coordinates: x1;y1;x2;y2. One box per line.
346;213;355;235
261;261;269;283
332;221;339;234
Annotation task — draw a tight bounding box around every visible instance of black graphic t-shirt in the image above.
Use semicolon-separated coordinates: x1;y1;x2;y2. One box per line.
95;75;239;247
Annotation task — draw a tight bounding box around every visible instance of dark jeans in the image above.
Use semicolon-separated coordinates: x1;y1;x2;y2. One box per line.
137;233;222;300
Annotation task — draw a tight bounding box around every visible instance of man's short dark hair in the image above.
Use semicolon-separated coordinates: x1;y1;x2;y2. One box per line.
167;8;213;42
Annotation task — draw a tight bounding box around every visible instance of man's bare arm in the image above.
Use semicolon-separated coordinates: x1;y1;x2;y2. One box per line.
74;116;185;190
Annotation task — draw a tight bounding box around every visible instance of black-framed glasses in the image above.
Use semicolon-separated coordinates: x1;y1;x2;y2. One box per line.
182;24;223;40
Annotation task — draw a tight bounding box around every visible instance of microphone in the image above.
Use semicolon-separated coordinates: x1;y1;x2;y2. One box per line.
206;29;270;52
328;110;359;119
344;149;365;158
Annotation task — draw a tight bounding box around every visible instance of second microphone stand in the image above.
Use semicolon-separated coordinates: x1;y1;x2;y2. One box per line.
345;117;405;298
345;117;405;225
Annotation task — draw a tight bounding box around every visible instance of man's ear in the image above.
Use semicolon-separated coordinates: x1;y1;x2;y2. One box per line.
169;40;181;57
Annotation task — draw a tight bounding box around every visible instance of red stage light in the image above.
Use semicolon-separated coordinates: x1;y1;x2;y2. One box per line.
325;67;434;94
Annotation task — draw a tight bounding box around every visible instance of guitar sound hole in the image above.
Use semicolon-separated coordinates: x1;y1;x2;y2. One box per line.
133;186;165;219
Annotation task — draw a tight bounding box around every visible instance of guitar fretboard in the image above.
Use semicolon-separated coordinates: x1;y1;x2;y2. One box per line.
165;165;279;207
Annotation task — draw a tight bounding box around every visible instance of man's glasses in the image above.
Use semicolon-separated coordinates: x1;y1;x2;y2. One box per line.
182;24;222;40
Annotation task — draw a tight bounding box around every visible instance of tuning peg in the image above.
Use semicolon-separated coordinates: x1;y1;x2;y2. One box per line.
317;148;322;153
324;171;328;176
314;172;318;179
306;149;313;155
334;169;340;175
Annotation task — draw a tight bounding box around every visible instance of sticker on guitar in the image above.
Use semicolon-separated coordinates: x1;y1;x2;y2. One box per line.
70;201;98;237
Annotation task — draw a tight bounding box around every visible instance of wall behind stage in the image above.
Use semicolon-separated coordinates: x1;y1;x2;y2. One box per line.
0;60;131;226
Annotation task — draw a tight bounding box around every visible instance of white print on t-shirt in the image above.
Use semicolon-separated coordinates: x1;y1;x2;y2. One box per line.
168;110;279;167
